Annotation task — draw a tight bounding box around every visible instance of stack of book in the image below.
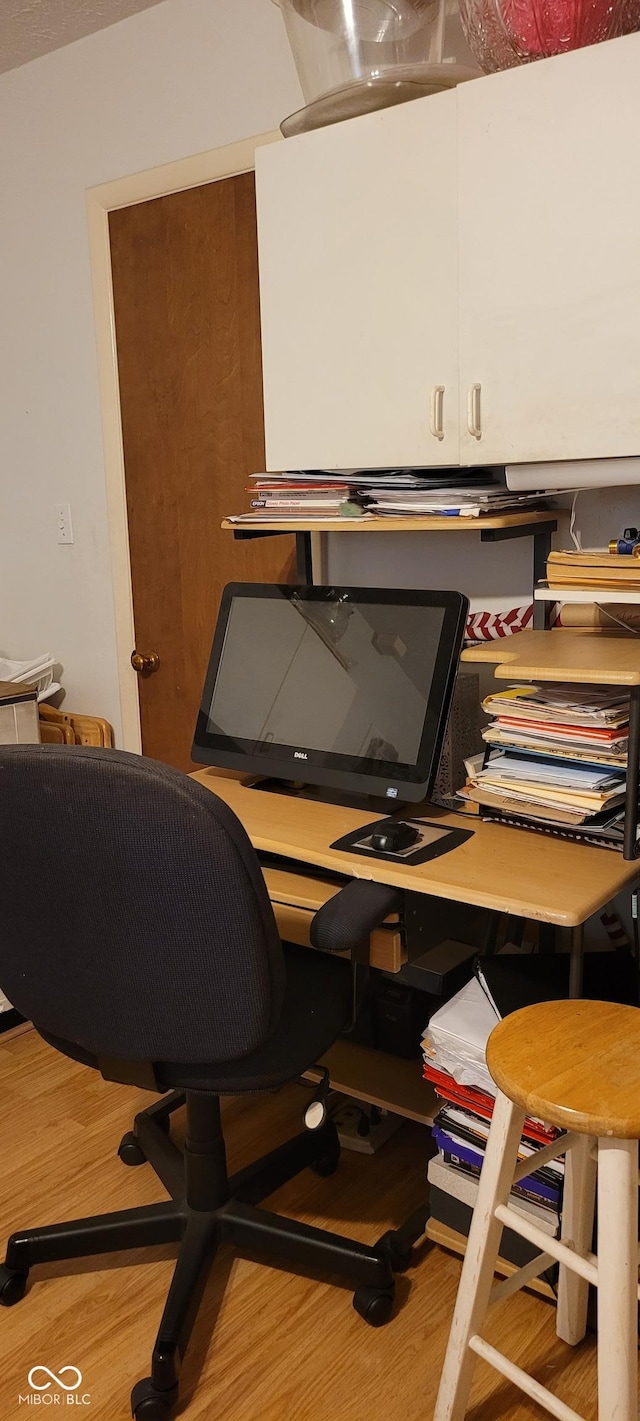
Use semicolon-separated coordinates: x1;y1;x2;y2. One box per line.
422;979;561;1257
241;475;360;520
458;682;630;848
547;548;640;591
226;470;551;523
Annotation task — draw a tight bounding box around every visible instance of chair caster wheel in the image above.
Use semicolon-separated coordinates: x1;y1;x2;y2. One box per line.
353;1283;395;1327
118;1132;146;1167
131;1378;177;1420
310;1147;340;1178
0;1265;28;1306
377;1228;413;1273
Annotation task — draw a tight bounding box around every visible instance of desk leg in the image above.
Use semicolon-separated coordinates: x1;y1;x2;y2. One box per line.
569;925;584;999
533;528;555;630
296;531;313;586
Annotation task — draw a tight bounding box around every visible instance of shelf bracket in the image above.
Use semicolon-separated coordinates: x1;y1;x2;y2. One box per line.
232;527;313;586
480;520;557;630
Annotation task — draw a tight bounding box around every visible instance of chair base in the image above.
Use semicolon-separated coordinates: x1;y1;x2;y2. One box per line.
1;1090;398;1419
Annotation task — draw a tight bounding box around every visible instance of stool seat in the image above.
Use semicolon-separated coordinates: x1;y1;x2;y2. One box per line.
487;998;640;1138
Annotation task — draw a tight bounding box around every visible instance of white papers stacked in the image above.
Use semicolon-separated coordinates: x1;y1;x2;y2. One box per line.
422;978;498;1094
368;487;549;518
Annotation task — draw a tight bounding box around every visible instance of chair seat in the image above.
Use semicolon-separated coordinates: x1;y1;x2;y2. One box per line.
486;998;640;1138
39;943;353;1096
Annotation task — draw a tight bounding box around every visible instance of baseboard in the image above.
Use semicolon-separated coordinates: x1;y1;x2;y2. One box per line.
0;1012;32;1043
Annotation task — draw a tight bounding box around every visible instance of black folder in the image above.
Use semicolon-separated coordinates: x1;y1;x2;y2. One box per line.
474;951;637;1018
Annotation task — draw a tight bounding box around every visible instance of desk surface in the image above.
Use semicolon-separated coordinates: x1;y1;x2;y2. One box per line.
191;770;639;928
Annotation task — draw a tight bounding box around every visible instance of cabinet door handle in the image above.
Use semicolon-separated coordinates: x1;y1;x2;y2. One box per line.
429;385;445;441
467;383;482;440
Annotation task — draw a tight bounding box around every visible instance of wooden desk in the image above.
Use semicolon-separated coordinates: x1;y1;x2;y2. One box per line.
191;769;639;930
191;769;639;1114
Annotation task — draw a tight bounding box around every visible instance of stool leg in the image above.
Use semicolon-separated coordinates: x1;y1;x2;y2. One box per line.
596;1137;638;1421
556;1134;597;1346
434;1091;526;1421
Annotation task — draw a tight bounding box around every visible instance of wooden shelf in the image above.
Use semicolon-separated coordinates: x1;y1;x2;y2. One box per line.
222;511;558;535
535;587;640;605
305;1040;437;1127
462;628;640;685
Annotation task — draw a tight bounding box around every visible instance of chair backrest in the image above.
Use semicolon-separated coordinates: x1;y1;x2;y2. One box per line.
0;745;285;1066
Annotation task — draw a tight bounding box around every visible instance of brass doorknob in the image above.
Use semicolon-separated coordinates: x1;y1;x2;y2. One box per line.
131;650;160;677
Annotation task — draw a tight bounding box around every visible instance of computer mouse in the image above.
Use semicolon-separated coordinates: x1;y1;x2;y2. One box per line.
370;821;420;853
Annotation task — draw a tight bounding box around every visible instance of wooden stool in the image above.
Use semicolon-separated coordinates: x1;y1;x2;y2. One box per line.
434;999;640;1421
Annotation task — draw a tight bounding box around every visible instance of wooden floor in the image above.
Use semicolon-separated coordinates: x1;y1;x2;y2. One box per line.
0;1031;603;1421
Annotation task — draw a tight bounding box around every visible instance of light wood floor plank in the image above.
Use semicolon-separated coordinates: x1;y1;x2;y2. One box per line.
0;1031;603;1420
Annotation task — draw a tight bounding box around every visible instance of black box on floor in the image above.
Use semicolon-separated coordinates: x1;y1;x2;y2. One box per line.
429;1184;558;1287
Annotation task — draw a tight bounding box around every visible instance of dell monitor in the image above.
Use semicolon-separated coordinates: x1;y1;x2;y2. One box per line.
192;583;468;807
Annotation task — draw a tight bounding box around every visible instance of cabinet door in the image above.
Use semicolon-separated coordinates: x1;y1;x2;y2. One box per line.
457;35;640;466
256;93;459;471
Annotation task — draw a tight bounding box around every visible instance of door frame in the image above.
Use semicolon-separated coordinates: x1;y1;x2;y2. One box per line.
86;132;281;751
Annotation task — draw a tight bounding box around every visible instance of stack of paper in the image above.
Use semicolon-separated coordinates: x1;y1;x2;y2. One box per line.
458;682;631;844
422;980;562;1228
227;469;552;523
364;486;550;518
423;977;497;1094
547;548;640;590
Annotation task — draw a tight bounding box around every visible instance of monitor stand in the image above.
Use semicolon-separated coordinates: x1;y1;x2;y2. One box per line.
244;776;409;817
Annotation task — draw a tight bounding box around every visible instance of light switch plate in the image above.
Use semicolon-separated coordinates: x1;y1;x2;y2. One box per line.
55;502;74;544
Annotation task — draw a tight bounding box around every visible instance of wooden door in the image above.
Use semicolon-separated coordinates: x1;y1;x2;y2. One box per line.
109;174;296;772
256;91;460;470
457;34;640;466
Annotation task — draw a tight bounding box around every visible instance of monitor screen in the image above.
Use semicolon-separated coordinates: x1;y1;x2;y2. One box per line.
193;584;468;803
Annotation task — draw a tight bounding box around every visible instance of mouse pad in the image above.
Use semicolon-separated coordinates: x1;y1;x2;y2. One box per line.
330;816;474;865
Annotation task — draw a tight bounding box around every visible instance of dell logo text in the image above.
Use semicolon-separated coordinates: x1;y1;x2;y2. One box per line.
293;751;308;760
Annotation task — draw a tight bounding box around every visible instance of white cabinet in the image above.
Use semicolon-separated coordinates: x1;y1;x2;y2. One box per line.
257;33;640;472
256;92;459;471
457;34;640;466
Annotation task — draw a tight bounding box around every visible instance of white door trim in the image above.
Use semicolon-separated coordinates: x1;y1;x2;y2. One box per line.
86;131;281;751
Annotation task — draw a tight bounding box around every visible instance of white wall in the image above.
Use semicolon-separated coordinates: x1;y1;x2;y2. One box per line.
0;0;304;740
1;2;639;744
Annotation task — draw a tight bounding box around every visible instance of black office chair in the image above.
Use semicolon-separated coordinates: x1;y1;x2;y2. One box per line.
0;746;408;1421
